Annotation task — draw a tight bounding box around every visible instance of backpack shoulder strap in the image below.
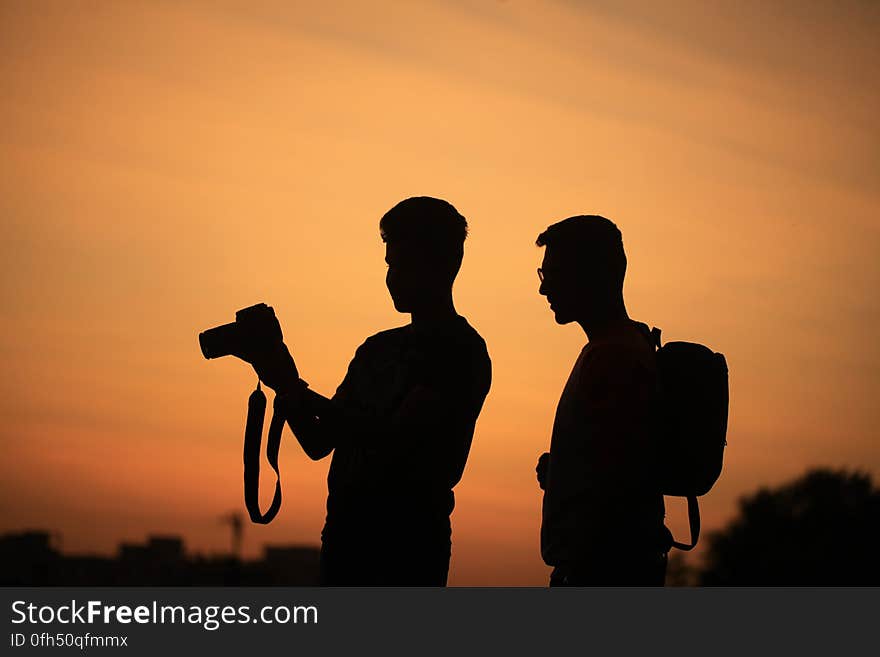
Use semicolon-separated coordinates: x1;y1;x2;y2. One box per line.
633;322;661;350
650;326;662;350
635;323;704;551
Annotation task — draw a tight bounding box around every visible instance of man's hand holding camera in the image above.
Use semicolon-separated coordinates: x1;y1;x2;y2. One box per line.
199;302;304;395
536;452;550;491
236;341;301;394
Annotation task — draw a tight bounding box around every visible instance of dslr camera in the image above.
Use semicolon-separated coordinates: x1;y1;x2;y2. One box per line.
199;303;283;360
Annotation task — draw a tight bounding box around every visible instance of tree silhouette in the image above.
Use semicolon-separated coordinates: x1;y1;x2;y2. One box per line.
700;468;880;585
665;552;698;587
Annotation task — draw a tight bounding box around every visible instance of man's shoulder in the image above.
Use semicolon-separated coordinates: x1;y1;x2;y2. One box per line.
582;321;657;382
362;324;411;345
440;319;492;388
450;316;490;359
435;317;491;400
354;318;490;367
588;321;653;358
338;326;410;368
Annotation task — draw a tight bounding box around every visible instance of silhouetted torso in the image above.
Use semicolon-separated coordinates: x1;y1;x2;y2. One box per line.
320;315;491;585
541;319;665;585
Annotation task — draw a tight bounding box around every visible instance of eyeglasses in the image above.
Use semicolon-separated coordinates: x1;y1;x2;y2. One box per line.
538;267;571;283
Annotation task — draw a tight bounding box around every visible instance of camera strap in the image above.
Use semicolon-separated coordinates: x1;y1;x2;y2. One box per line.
243;381;285;524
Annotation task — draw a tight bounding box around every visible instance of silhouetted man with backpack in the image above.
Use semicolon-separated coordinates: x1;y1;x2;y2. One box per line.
238;197;491;586
535;215;669;586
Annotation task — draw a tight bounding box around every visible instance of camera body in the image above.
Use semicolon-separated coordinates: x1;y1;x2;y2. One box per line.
199;303;283;360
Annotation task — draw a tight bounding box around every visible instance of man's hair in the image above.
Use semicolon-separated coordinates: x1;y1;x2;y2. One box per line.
536;215;627;287
380;196;468;275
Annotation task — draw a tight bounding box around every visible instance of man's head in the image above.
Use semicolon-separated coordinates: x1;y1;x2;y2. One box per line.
380;196;468;313
536;215;627;325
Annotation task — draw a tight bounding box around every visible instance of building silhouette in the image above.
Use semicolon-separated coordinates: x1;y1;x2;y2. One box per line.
0;530;320;586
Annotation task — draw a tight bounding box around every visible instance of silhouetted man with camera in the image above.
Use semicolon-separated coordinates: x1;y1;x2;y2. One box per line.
535;215;667;586
240;197;491;586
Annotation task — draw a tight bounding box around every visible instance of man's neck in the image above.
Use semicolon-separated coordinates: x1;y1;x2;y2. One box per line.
577;305;630;343
410;295;458;328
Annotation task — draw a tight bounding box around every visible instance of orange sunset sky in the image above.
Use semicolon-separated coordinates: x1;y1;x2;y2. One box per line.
1;0;878;585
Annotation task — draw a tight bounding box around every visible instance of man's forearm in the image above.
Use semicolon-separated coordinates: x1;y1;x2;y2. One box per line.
275;387;335;460
276;386;383;459
278;381;452;459
300;388;387;448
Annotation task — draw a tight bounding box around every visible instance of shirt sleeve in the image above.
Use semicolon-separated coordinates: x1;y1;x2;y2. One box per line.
398;339;492;488
331;341;368;408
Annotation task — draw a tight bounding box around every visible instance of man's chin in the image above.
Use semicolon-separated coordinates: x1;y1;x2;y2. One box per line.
552;309;574;325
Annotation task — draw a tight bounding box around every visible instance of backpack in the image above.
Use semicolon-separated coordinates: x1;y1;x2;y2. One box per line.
647;327;729;551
